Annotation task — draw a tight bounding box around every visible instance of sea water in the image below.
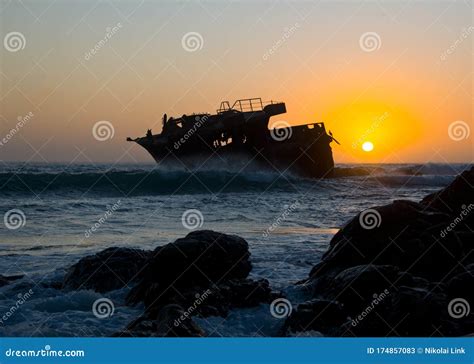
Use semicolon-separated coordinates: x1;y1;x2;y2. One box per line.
0;162;469;336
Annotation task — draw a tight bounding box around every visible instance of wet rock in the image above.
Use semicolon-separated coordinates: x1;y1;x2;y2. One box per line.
313;200;462;280
201;278;275;315
334;285;449;337
115;304;205;337
284;299;347;336
0;274;24;287
127;230;252;307
324;265;399;312
291;167;474;337
63;247;150;293
422;167;474;219
121;231;277;337
447;263;474;304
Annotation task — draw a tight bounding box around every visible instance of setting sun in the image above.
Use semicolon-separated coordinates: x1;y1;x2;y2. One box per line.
362;141;374;152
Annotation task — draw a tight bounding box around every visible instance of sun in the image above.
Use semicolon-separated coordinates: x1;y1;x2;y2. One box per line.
362;141;374;152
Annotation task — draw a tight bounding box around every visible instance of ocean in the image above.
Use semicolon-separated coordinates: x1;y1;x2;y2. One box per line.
0;162;469;337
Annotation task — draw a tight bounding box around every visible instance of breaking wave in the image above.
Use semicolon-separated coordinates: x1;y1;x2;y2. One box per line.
0;163;469;195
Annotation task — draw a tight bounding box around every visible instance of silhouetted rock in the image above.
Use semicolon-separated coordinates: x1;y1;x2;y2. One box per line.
115;304;205;337
336;285;451;337
447;263;474;304
324;265;399;310
422;167;474;218
127;230;252;308
312;200;463;280
289;166;474;337
0;274;24;287
63;247;150;293
121;230;276;336
284;299;347;336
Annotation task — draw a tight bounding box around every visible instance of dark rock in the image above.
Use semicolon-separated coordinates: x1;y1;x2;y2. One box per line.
115;304;204;337
291;167;474;337
190;278;276;318
335;285;449;337
447;263;474;304
314;200;460;280
121;231;277;337
63;247;150;293
324;265;398;312
214;279;274;308
284;299;347;335
0;274;24;287
422;167;474;220
127;230;252;307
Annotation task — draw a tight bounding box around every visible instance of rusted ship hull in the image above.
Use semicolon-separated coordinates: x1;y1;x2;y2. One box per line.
128;98;335;178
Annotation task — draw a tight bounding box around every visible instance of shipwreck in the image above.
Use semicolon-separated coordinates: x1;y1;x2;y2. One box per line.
127;98;337;178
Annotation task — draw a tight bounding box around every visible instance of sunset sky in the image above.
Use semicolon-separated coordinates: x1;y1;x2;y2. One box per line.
0;0;472;163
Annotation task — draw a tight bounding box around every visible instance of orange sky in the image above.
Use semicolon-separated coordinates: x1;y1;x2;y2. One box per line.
0;0;472;163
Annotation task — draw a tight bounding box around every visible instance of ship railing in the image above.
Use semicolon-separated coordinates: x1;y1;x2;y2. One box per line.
217;98;281;113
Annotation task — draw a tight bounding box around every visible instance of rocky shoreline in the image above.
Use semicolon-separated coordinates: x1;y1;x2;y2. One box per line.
9;166;471;337
286;166;474;336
